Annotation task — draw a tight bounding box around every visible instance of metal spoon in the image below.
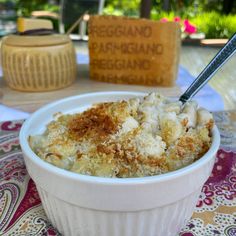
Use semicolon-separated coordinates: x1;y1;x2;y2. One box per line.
179;33;236;104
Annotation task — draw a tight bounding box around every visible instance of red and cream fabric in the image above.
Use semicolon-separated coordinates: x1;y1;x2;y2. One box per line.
0;110;236;235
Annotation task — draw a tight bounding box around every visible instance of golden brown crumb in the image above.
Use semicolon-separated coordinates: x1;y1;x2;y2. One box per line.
68;101;128;142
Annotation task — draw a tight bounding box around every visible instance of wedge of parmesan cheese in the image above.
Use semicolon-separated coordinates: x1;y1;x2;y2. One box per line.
17;17;53;33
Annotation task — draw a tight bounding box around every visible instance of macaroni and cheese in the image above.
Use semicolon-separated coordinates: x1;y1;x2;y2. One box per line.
29;93;214;177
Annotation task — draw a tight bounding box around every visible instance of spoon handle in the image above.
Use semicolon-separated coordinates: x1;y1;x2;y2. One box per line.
179;33;236;104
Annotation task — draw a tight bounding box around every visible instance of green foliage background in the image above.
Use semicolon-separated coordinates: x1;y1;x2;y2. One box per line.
0;0;235;38
103;0;236;38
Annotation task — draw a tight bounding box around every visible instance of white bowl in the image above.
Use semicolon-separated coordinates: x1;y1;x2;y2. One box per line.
19;91;220;236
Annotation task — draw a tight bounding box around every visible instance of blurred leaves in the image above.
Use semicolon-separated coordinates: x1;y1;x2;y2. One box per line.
191;12;236;38
104;0;140;17
0;0;235;38
151;10;236;38
14;0;59;17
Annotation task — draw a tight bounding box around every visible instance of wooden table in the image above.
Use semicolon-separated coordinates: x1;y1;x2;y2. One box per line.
180;45;236;110
0;63;181;113
74;42;236;110
0;43;236;112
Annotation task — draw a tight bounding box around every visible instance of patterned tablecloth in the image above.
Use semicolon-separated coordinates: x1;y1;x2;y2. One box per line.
0;111;236;236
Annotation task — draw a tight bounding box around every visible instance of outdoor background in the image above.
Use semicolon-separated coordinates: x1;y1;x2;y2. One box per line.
0;0;235;39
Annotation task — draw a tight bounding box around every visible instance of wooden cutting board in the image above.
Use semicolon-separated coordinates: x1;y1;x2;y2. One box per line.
0;64;181;113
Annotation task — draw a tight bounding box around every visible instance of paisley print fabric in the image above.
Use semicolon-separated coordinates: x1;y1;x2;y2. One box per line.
0;121;60;235
0;111;236;235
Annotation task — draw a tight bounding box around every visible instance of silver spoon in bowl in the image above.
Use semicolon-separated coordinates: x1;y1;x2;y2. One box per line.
179;33;236;105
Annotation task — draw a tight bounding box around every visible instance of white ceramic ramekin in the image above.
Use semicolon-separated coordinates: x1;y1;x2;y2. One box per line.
19;91;220;236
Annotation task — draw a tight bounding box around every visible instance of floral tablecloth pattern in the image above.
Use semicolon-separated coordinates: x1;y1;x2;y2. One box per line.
0;111;236;236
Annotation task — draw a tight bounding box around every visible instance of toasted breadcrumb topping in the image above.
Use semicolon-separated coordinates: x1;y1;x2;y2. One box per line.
29;93;214;178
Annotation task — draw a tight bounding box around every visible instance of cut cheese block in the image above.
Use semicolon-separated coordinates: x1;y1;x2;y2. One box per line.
89;15;181;86
17;17;53;33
